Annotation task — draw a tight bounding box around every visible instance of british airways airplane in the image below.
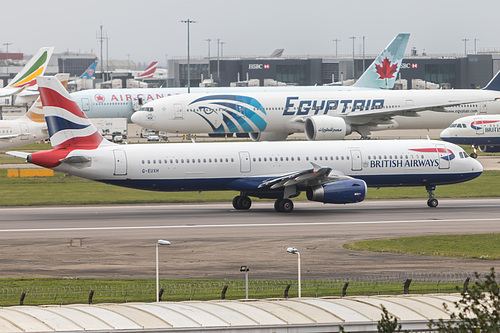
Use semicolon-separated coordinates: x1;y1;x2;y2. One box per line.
440;115;500;158
70;34;409;121
131;71;500;141
8;77;483;212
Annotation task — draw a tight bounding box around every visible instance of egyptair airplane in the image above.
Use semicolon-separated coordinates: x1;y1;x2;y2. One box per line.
70;33;409;121
0;98;46;150
0;47;54;101
440;115;500;158
131;71;500;141
7;76;483;211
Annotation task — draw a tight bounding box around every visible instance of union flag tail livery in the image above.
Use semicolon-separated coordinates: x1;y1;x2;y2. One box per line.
25;76;112;168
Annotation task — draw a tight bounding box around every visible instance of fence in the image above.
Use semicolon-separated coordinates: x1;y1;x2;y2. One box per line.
0;272;482;306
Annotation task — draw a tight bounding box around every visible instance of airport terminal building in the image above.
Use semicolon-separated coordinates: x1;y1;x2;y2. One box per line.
167;52;500;90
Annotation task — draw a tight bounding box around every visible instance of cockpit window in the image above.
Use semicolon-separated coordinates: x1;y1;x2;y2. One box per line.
450;124;457;128
139;107;154;112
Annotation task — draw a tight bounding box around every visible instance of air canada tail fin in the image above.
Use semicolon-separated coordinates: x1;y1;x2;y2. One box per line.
136;61;158;79
7;47;54;90
353;33;410;89
483;71;500;91
80;61;98;79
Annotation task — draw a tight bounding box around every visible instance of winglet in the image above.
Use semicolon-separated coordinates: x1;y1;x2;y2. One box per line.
353;33;410;89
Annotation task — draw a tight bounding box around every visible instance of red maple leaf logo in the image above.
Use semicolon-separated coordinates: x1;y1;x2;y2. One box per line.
94;94;105;103
375;58;398;79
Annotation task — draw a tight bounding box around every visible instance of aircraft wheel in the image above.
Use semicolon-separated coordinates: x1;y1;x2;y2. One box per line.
232;196;241;209
279;199;294;213
274;199;282;212
427;198;438;208
470;152;478;159
237;196;252;210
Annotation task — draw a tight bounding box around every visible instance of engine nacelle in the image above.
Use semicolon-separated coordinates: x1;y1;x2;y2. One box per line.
479;145;500;153
250;132;289;141
306;179;366;204
305;116;352;140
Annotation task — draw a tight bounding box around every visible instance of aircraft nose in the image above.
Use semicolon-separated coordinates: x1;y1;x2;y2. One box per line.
131;111;149;126
440;128;451;139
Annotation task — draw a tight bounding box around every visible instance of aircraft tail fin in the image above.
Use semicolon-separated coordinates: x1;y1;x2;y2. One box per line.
21;97;45;123
36;76;111;150
7;47;54;90
483;71;500;91
136;61;158;79
80;61;98;79
353;33;409;89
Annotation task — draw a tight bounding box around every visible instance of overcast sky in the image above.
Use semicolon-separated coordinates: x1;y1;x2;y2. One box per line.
4;0;500;66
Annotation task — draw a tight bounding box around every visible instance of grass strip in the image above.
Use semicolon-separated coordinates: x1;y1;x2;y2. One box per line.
0;278;464;306
344;234;500;259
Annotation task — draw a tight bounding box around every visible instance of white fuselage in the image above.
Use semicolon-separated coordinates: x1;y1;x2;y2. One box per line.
50;139;481;193
70;86;372;121
130;89;500;136
0;118;46;150
440;115;500;146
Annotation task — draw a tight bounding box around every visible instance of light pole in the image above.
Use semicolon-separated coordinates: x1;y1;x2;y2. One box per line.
240;266;249;299
3;43;12;74
361;36;366;72
332;39;340;58
156;239;171;302
349;36;356;78
286;247;301;298
474;38;480;55
462;38;469;56
181;19;197;93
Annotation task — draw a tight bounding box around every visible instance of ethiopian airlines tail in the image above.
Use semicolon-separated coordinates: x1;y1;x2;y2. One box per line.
353;33;409;89
136;61;158;79
0;47;54;97
80;61;98;79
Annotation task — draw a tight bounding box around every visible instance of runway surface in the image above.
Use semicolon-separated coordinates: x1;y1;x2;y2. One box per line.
1;198;499;280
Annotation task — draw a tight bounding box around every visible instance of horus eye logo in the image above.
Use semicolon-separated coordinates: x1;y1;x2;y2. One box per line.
95;94;105;103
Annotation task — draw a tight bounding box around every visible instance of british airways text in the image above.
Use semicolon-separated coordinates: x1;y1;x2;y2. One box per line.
283;97;385;116
370;159;440;168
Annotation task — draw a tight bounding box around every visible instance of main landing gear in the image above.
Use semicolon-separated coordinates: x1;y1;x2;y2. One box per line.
274;198;294;213
426;185;438;208
231;194;295;212
232;195;252;210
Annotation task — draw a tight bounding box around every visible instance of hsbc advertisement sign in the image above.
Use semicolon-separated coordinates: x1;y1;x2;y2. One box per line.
248;63;270;70
400;62;418;69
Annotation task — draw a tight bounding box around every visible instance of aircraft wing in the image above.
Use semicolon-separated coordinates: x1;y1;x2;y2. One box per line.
258;162;350;190
0;134;21;140
345;97;499;125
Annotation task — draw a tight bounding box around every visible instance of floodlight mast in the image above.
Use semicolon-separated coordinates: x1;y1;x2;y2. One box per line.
156;240;171;302
286;247;301;298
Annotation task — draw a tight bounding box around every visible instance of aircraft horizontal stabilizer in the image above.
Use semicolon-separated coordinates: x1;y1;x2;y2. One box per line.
6;151;30;159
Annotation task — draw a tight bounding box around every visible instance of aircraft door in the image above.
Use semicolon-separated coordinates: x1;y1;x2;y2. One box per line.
81;98;91;112
350;149;362;171
435;144;450;169
474;117;484;135
239;151;251;173
174;103;184;119
20;123;29;140
113;150;128;175
479;102;487;114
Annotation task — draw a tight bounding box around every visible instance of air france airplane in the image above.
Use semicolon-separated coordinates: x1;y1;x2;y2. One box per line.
0;98;47;150
440;115;500;158
8;77;483;212
131;72;500;141
70;33;409;121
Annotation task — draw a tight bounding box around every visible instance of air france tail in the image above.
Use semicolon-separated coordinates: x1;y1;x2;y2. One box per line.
24;76;113;168
353;33;409;89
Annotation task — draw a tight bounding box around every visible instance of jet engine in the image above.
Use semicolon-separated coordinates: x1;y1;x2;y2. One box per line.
250;132;290;141
306;179;366;204
479;145;500;153
305;116;352;140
